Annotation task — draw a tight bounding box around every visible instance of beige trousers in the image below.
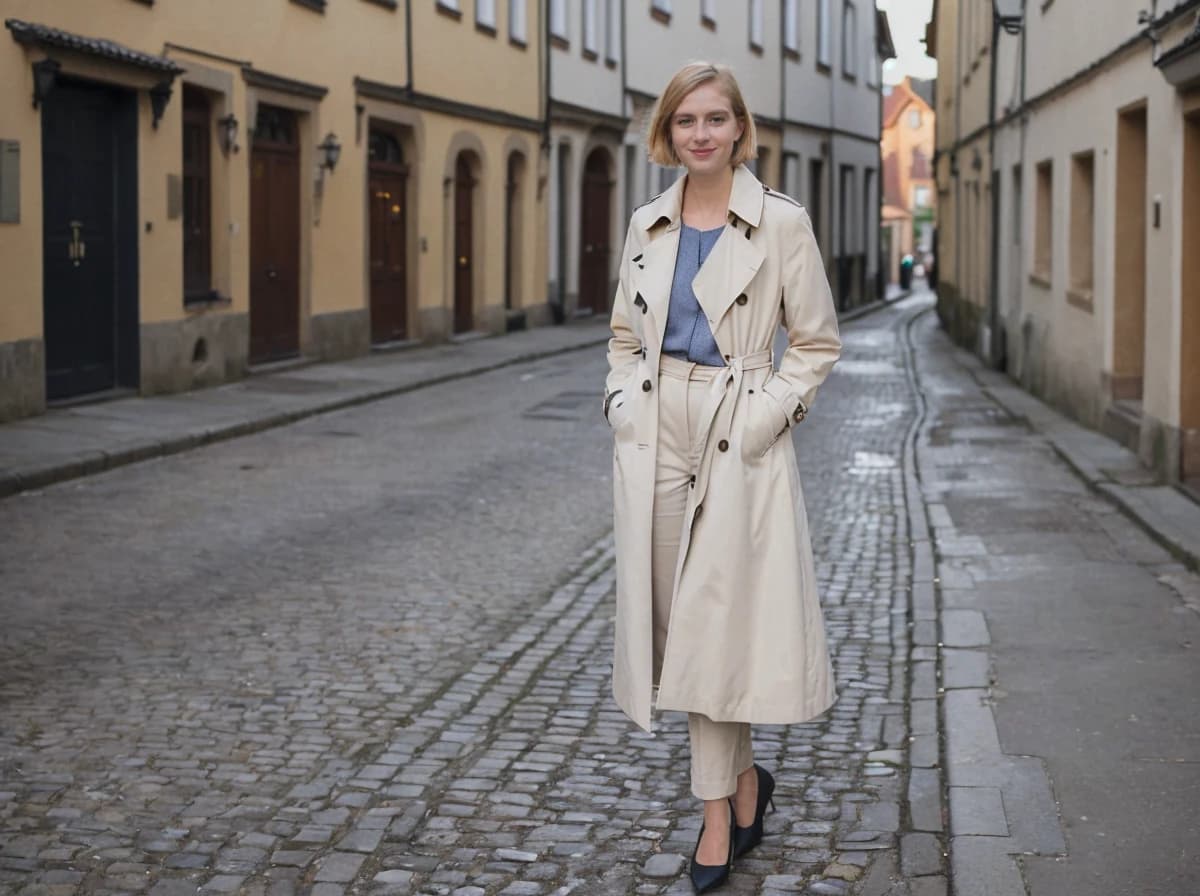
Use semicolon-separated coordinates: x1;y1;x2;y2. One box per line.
653;354;754;801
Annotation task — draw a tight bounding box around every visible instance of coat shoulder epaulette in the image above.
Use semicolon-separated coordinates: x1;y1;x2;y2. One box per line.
762;184;805;211
633;190;665;212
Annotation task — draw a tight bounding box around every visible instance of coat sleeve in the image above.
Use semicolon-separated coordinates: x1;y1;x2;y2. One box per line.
761;207;841;425
604;220;642;415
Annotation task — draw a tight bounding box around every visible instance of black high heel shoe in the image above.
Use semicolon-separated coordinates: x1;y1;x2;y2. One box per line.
731;763;776;859
689;801;734;893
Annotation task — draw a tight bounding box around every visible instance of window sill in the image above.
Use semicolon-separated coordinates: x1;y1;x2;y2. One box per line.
184;291;233;312
750;42;764;57
361;0;398;9
1066;287;1094;312
605;57;618;69
701;15;716;30
583;48;599;62
476;21;497;37
435;2;463;22
291;0;326;12
510;35;528;50
816;61;832;76
784;47;800;62
650;7;671;25
550;34;569;50
1028;271;1051;288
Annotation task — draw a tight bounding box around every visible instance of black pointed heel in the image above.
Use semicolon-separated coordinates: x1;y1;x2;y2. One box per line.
689;802;734;894
732;763;776;859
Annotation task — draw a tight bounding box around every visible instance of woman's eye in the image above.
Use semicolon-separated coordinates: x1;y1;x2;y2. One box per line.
710;117;726;124
676;117;693;126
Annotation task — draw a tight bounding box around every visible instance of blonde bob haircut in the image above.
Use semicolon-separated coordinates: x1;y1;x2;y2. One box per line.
646;62;758;168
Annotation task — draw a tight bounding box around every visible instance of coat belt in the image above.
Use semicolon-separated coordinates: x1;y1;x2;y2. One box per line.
705;348;774;449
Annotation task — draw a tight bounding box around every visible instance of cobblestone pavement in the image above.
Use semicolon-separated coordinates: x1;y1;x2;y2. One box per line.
0;299;928;895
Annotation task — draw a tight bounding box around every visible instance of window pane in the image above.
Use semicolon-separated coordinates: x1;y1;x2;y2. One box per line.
550;0;566;38
818;0;831;66
584;0;597;52
750;0;763;47
477;0;495;27
510;0;527;41
784;0;799;52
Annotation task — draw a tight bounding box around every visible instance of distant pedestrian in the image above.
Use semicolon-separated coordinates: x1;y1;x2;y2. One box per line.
602;62;841;892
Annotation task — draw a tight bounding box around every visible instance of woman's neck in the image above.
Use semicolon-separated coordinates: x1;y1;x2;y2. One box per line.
681;166;735;230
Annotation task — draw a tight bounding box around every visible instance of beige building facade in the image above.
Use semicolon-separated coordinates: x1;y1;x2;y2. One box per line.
0;0;546;421
930;0;1200;486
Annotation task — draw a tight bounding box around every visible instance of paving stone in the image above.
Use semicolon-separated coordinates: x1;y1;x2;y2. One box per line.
901;832;944;877
641;853;685;878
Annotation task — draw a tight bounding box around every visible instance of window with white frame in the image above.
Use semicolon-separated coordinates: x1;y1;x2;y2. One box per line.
817;0;831;67
842;2;857;78
606;0;620;63
509;0;527;42
550;0;567;40
583;0;598;55
784;0;799;54
476;0;495;29
749;0;764;49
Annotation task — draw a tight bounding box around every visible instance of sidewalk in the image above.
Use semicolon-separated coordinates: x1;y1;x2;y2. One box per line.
0;321;610;500
906;305;1200;896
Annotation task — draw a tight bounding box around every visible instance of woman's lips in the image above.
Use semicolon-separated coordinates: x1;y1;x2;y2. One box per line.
690;147;716;158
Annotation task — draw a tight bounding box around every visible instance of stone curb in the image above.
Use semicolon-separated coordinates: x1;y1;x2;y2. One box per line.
0;333;610;501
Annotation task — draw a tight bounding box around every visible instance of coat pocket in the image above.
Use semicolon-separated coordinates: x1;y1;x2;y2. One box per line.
739;389;790;461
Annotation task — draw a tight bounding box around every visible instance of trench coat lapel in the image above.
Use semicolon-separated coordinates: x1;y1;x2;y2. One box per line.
691;225;764;339
634;226;680;343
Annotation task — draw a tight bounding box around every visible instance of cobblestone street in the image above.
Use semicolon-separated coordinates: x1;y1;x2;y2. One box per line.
3;294;1197;895
0;294;921;896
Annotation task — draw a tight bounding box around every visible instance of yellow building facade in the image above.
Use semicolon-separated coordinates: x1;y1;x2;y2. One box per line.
0;0;546;421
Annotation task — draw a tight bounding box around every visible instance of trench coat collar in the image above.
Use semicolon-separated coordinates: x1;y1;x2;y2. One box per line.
633;164;765;340
633;163;766;233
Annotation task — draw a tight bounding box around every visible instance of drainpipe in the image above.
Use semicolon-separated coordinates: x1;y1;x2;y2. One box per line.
987;9;1002;367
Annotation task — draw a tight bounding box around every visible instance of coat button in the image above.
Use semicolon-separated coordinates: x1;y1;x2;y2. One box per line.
642;379;652;392
718;439;729;452
689;474;696;487
736;294;748;306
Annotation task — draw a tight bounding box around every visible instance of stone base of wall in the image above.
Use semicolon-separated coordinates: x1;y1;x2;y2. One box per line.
476;304;507;336
936;284;984;351
417;307;451;344
1136;412;1186;484
0;338;45;422
522;302;555;330
309;309;369;362
140;313;249;397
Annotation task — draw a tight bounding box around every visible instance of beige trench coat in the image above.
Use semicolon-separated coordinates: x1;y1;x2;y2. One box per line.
605;164;841;733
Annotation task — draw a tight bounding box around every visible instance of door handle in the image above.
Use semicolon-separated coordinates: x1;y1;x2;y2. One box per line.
68;220;86;267
457;256;468;268
266;266;279;280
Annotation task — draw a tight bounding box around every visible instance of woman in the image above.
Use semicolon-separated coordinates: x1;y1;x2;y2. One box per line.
603;62;841;892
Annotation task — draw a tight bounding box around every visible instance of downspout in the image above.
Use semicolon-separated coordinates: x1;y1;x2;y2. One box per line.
987;8;1002;366
405;0;414;92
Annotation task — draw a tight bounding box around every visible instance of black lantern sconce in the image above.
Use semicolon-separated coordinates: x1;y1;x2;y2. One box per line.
218;113;239;155
318;132;342;172
31;57;60;108
149;80;173;129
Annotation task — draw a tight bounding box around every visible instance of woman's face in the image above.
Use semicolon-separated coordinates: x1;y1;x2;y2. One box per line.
669;81;745;177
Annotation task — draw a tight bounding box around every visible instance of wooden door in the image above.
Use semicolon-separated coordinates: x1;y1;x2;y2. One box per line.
453;154;475;333
368;130;409;343
250;105;301;363
579;150;612;314
42;82;120;400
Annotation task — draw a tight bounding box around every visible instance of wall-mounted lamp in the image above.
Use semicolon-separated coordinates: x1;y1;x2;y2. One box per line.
992;0;1024;35
318;132;342;172
149;80;173;129
218;113;239;155
31;57;60;109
